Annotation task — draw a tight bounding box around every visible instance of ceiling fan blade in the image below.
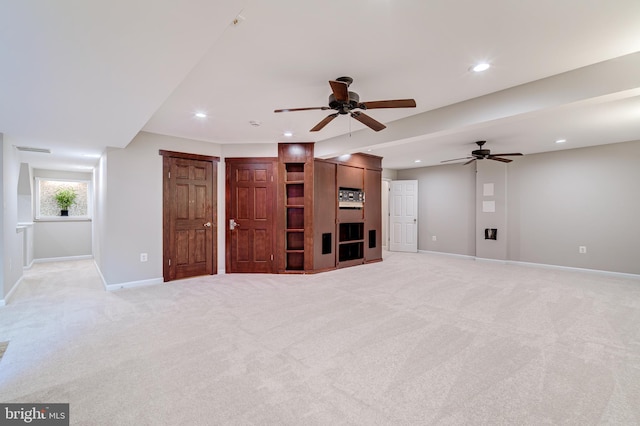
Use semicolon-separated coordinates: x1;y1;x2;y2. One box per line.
350;111;386;131
329;80;349;102
464;158;477;165
274;106;330;113
490;152;523;157
489;156;513;163
310;113;339;132
361;99;417;109
441;157;473;163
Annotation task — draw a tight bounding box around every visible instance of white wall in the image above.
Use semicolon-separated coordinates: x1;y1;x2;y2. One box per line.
93;155;107;279
33;221;92;259
17;163;32;223
0;134;5;299
1;136;24;302
96;131;223;286
397;140;640;275
222;143;277;158
31;169;93;261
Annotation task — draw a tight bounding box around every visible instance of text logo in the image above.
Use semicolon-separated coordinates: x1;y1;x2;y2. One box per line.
1;404;69;425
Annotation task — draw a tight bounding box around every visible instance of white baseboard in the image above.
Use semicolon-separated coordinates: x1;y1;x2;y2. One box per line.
419;250;475;260
94;261;107;288
508;260;640;280
0;276;24;306
93;259;163;291
104;278;164;292
475;257;508;264
33;255;93;263
418;250;640;280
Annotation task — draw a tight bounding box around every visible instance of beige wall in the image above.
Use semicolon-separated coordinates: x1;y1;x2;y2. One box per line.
397;163;476;256
95;131;223;286
398;140;640;275
507;140;640;273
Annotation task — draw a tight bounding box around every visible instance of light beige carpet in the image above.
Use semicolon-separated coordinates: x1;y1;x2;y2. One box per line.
0;252;639;425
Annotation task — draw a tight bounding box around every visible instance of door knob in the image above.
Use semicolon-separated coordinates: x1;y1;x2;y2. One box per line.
204;222;212;228
229;219;240;230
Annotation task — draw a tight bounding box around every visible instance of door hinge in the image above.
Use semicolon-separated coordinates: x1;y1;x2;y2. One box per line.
271;176;274;182
168;259;171;266
168;171;171;179
270;254;274;261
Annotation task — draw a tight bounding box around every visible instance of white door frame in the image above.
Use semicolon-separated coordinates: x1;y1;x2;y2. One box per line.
382;179;390;249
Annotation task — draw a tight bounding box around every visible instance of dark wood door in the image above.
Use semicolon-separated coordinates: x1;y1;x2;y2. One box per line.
161;151;218;281
226;159;277;273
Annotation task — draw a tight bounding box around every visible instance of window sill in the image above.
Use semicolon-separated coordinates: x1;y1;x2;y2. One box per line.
34;217;92;222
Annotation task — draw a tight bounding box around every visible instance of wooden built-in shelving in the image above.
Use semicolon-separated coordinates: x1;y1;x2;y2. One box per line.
277;143;382;273
278;144;314;272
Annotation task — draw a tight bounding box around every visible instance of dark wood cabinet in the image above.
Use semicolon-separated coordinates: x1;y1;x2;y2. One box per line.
277;143;382;273
313;160;337;271
364;168;382;263
277;143;314;272
337;222;364;266
333;154;383;267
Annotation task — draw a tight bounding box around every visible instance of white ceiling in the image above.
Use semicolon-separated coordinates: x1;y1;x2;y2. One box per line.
2;0;640;171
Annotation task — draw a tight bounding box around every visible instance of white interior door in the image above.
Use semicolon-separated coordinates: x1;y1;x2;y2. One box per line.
389;180;418;252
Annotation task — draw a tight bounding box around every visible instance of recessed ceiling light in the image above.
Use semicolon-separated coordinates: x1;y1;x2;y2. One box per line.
249;120;261;127
555;139;567;144
414;159;422;163
283;131;293;137
195;112;207;118
471;63;491;72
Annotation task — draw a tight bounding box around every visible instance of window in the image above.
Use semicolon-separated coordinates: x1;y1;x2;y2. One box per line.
35;178;92;219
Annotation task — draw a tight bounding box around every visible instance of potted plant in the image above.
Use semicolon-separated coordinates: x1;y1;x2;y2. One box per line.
54;188;77;216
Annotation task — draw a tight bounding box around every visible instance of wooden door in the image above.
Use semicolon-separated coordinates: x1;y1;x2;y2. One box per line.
226;159;277;273
389;180;418;252
161;150;218;281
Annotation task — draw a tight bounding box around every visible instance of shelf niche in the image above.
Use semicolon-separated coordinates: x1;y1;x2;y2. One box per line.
278;143;314;273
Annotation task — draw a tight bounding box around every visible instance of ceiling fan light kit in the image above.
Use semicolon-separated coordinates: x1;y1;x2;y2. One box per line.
275;76;416;132
441;141;523;165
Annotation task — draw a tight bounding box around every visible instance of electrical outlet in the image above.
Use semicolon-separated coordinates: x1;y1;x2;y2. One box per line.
140;253;148;262
579;246;587;254
432;236;437;241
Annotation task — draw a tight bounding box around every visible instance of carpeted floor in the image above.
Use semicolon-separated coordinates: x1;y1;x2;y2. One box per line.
0;251;639;425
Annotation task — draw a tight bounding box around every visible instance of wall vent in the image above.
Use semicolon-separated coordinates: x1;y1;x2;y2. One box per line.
16;146;51;154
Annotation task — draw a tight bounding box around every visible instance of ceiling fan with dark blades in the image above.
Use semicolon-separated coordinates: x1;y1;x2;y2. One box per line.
441;141;523;165
274;76;417;132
